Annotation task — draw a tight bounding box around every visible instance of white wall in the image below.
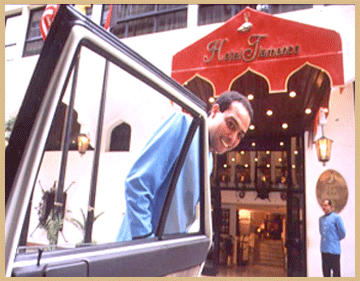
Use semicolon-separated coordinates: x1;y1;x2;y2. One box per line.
305;81;355;277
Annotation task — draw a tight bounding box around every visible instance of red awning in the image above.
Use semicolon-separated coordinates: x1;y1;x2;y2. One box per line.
171;7;344;96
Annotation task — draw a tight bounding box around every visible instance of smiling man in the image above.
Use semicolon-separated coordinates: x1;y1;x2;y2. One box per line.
116;91;253;242
208;91;253;154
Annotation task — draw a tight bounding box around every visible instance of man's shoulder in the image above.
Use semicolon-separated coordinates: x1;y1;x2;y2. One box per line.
168;112;197;131
332;212;344;222
328;212;344;223
330;212;341;218
168;111;193;123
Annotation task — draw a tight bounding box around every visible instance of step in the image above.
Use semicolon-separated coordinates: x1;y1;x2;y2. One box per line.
259;247;283;253
259;249;284;256
258;260;285;267
258;242;283;248
259;253;284;260
258;244;283;249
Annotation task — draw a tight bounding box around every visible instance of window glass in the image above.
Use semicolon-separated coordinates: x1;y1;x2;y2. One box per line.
291;136;303;189
273;151;288;188
258;4;313;14
23;7;44;57
163;129;201;236
44;102;82;151
100;4;111;26
157;10;187;32
109;123;131;152
229;151;251;186
23;44;201;253
127;17;154;37
158;4;186;11
84;4;93;17
220;209;230;234
256;151;271;185
127;4;156;16
217;148;289;191
103;4;187;38
198;4;313;26
198;4;256;26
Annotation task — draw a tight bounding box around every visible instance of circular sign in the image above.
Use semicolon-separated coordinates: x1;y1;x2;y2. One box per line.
316;169;348;213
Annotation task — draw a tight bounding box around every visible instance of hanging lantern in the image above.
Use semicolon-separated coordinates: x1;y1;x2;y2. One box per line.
314;125;333;165
77;133;90;155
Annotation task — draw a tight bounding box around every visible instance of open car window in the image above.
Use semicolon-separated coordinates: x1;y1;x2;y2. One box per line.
5;5;212;277
24;45;202;249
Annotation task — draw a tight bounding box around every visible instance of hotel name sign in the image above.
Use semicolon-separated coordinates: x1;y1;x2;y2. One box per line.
203;35;300;64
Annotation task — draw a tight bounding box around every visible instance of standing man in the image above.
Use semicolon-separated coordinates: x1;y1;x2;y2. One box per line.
319;199;346;277
116;91;253;242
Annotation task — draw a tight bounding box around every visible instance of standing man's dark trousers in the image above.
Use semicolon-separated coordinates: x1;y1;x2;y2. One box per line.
322;252;341;277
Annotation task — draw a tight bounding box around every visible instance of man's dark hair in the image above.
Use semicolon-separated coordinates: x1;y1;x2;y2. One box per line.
215;91;254;121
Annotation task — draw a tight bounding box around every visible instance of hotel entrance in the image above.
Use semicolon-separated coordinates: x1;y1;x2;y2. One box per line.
202;135;306;277
216;205;287;277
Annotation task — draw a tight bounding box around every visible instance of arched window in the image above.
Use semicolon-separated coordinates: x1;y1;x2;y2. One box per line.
109;122;131;151
45;102;81;151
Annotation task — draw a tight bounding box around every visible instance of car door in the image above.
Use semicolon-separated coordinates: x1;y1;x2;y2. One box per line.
5;5;212;277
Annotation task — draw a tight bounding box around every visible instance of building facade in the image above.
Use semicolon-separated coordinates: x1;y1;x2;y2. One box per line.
5;4;355;277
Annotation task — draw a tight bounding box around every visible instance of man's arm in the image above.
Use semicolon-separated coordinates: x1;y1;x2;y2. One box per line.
335;215;346;240
123;112;191;239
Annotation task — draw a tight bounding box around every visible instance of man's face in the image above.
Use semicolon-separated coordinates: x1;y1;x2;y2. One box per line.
321;200;333;215
208;101;251;154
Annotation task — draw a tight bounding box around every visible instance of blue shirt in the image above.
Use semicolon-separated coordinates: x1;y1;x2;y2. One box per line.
319;212;346;255
116;112;213;241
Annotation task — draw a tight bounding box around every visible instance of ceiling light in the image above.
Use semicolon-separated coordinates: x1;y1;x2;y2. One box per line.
231;158;236;162
282;123;288;129
279;142;284;146
254;158;258;162
249;124;255;130
223;164;228;168
247;94;254;100
266;164;270;168
208;97;215;103
241;150;245;155
266;150;270;155
294;150;299;155
289;91;297;98
251;142;256;147
244;164;249;168
266;110;273;116
305;108;312;114
292;165;296;169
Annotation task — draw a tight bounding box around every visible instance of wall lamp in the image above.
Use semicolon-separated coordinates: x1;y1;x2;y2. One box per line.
314;124;333;166
77;133;90;156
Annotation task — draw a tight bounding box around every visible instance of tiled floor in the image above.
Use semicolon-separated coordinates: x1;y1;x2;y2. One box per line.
202;264;287;277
